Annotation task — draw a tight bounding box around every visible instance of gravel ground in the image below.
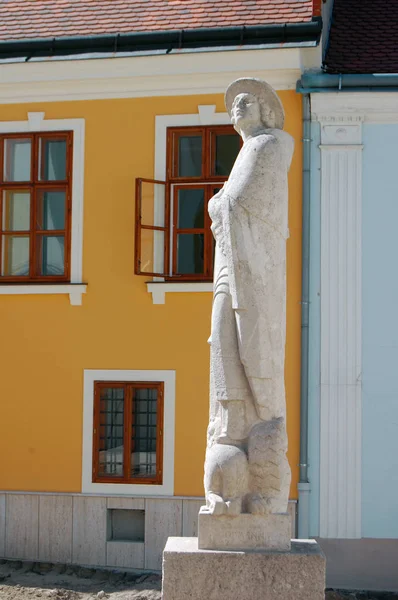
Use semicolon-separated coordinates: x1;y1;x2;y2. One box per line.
0;561;161;600
1;561;398;600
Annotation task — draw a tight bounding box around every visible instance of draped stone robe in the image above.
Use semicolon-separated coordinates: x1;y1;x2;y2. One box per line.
207;128;294;444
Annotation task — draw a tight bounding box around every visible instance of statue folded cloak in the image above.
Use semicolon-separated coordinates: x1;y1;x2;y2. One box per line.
208;128;294;425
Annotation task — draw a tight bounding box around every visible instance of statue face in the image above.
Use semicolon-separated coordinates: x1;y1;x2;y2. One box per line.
231;93;262;133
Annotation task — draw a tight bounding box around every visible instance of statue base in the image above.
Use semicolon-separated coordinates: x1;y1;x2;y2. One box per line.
162;537;325;600
198;507;291;551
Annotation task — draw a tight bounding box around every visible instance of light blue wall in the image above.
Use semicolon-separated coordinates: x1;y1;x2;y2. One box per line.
307;122;398;539
308;121;321;537
362;123;398;538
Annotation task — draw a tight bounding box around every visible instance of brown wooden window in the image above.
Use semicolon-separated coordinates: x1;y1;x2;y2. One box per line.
93;381;164;485
0;132;73;282
135;125;241;281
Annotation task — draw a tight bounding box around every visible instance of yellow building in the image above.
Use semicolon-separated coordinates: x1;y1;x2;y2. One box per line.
0;0;321;571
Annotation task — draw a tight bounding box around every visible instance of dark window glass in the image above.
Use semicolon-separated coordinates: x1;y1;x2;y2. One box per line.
39;137;67;181
131;387;158;478
214;133;241;176
178;136;202;177
36;190;66;230
98;387;125;478
4;138;31;182
177;233;205;274
177;188;205;229
38;235;65;276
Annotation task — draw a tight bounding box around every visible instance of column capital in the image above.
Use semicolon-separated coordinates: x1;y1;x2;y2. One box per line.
316;114;363;145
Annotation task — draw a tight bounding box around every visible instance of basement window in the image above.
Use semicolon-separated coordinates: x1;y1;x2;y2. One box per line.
107;509;145;543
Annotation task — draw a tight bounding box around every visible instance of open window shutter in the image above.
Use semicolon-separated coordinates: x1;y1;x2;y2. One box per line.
135;178;170;277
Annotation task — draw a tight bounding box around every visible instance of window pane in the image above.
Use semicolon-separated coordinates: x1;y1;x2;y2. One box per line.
4;138;31;182
1;235;29;276
2;191;30;231
36;190;66;230
141;181;166;228
214;134;241;176
39;137;67;181
177;233;204;274
178;136;202;177
98;387;125;478
37;235;65;276
140;229;165;274
131;387;158;478
177;188;204;229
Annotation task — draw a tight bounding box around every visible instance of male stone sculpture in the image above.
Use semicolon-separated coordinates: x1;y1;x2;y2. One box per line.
163;79;325;600
200;78;294;548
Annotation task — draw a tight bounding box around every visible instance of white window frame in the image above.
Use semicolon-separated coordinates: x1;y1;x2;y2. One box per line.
146;105;230;304
0;111;86;305
82;369;176;495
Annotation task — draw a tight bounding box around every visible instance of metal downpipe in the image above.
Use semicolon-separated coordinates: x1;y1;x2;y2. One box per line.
298;92;311;539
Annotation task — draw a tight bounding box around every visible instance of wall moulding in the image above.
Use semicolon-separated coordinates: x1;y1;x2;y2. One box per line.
146;104;228;303
0;50;302;104
147;282;213;305
317;114;363;146
0;284;87;306
0;112;85;303
82;370;176;496
311;92;398;124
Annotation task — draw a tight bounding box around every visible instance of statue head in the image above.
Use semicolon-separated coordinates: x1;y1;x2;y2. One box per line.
225;78;285;135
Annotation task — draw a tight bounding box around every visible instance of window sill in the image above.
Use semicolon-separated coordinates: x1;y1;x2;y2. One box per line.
0;283;87;306
147;282;213;305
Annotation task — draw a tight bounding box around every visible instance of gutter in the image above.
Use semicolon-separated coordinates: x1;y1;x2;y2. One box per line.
297;72;398;93
0;19;322;60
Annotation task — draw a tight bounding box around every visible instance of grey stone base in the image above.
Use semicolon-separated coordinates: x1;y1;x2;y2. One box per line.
162;537;326;600
198;508;291;550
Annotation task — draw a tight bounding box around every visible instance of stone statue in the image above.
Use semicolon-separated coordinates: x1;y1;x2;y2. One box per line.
199;78;294;550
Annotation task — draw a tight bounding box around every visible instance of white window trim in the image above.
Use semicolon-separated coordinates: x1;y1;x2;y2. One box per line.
146;105;227;304
147;282;213;304
0;111;86;306
82;369;176;496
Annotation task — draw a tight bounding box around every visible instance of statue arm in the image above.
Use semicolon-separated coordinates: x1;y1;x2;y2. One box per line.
224;135;280;212
209;186;226;251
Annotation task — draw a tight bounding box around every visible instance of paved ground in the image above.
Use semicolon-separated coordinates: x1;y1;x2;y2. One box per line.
0;562;161;600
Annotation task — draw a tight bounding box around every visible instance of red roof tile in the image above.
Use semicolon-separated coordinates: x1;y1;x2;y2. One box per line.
0;0;313;41
324;0;398;74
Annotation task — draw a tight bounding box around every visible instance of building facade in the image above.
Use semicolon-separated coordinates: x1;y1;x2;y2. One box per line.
0;0;322;571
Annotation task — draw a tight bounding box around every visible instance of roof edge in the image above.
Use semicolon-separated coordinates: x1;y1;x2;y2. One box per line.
297;72;398;93
0;19;322;60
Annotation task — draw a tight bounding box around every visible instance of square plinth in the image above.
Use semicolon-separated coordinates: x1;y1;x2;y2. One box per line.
198;508;291;551
162;537;326;600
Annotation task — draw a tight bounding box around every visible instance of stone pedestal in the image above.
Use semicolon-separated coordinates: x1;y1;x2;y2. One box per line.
198;508;291;551
162;537;325;600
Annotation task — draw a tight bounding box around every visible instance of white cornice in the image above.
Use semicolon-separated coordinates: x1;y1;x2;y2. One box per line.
311;92;398;124
0;48;303;104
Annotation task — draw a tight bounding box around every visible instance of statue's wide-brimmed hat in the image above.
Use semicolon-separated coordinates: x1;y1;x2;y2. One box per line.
225;77;285;130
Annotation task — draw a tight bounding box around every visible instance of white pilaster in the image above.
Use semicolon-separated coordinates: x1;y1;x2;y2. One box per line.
318;116;363;538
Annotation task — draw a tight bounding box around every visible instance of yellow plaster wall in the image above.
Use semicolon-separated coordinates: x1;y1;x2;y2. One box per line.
0;91;302;498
